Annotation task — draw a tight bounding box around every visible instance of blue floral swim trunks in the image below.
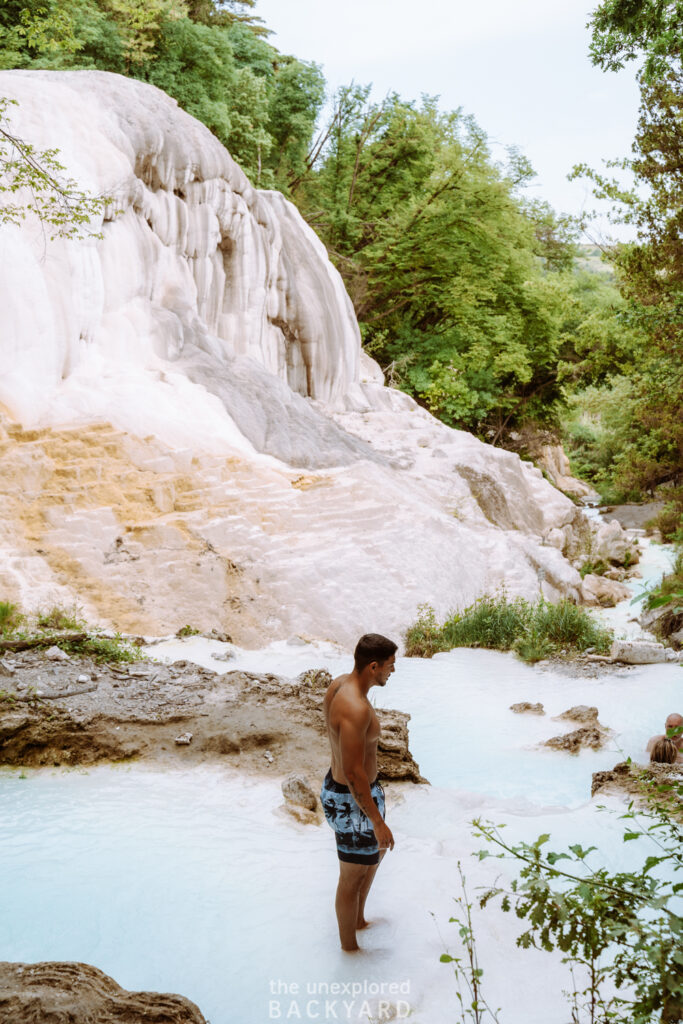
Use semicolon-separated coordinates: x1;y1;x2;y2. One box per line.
320;769;386;865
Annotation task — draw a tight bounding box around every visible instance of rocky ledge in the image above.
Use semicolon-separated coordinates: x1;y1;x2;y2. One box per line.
0;651;425;784
0;961;207;1023
592;760;683;812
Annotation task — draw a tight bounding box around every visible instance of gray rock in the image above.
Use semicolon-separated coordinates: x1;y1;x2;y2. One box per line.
45;646;70;662
210;650;235;662
174;733;193;746
610;639;668;664
0;658;16;676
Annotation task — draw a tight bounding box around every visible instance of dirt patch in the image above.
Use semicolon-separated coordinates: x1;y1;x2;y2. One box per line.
0;650;425;784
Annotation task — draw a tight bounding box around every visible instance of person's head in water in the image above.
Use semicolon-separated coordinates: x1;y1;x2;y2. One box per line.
354;634;398;683
650;737;678;764
665;712;683;746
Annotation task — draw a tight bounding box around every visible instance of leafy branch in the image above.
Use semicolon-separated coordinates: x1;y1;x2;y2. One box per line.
0;97;106;240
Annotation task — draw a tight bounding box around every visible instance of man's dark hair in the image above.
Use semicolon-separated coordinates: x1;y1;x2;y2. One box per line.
354;633;398;672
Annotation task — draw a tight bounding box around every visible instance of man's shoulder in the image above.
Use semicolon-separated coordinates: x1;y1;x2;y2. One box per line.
326;676;371;719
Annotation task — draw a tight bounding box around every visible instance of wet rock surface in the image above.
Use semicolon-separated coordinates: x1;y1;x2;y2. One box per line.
0;650;425;784
510;702;545;715
555;705;600;724
544;705;612;753
545;725;608;753
0;961;208;1023
591;760;683;809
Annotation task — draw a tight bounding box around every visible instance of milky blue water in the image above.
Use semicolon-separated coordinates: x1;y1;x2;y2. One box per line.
0;537;680;1023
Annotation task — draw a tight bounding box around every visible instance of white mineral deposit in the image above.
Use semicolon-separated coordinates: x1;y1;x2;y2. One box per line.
0;69;605;649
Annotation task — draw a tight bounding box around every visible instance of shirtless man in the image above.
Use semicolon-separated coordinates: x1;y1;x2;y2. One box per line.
646;712;683;763
320;634;397;951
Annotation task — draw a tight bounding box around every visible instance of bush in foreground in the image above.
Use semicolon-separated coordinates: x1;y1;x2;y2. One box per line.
404;594;613;662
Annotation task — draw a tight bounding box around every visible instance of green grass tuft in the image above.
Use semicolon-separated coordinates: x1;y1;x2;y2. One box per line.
35;604;85;632
0;601;23;635
405;594;613;663
177;625;201;638
59;634;141;663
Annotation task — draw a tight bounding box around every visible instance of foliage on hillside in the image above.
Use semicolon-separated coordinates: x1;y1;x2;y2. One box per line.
565;0;683;516
0;0;325;187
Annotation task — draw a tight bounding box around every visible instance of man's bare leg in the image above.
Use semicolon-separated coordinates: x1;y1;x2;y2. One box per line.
357;851;385;928
335;861;371;951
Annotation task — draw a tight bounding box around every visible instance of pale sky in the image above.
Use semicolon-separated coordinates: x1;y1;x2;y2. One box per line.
255;0;641;240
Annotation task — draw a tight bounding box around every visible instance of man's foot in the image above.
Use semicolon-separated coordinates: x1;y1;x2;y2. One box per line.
356;917;370;929
341;941;361;952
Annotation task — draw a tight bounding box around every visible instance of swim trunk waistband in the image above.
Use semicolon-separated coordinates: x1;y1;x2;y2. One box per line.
320;769;385;865
322;769;379;793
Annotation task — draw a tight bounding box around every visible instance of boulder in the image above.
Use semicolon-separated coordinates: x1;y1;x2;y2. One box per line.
0;961;207;1023
581;574;631;607
610;639;669;664
592;760;683;806
510;702;545;715
594;520;638;566
377;709;428;783
556;705;599;724
281;773;318;811
545;726;607;753
45;646;71;662
536;445;599;500
544;528;566;552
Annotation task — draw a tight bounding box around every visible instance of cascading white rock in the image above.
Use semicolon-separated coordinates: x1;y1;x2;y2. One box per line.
0;69;364;455
0;69;601;645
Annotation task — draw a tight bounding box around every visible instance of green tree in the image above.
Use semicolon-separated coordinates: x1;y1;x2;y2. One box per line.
565;1;683;510
293;88;578;435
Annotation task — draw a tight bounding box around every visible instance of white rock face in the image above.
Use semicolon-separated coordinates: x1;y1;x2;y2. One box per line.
0;70;590;646
581;574;632;608
610;640;672;665
535;444;599;501
595;519;638;566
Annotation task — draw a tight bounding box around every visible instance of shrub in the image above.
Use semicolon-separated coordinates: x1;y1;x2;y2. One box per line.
0;601;22;635
531;599;611;652
404;595;613;662
177;625;201;637
475;774;683;1023
404;603;450;658
36;604;85;631
60;634;141;664
442;595;530;652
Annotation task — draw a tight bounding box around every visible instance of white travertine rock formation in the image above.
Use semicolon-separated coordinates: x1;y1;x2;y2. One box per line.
536;444;599;502
0;70;591;646
580;573;632;607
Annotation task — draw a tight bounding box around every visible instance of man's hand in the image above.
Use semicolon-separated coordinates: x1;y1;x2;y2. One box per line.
374;818;395;852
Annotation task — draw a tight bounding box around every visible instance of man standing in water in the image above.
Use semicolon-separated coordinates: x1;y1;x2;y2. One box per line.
320;634;397;951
